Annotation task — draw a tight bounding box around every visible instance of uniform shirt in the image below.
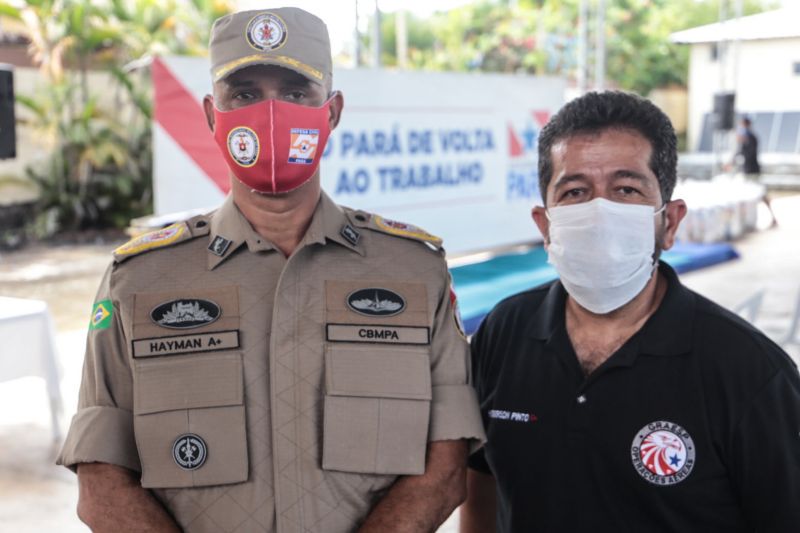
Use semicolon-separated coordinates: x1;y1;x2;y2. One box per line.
468;263;800;533
58;192;485;533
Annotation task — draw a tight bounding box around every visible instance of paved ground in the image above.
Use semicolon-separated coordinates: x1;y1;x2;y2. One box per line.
1;194;799;532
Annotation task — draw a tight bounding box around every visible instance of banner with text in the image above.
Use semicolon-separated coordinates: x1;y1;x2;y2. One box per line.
153;57;564;254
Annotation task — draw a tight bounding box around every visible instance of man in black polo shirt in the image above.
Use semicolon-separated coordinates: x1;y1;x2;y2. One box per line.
460;91;800;532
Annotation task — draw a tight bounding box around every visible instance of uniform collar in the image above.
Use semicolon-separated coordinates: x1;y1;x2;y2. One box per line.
207;191;364;269
303;191;365;256
528;261;694;357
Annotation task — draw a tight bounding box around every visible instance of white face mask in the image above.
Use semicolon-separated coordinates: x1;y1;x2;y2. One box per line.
546;197;665;315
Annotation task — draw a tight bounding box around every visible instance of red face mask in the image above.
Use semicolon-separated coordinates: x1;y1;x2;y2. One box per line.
213;98;332;194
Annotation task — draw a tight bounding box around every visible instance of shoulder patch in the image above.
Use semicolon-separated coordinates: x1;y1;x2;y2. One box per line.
113;222;191;262
369;215;443;248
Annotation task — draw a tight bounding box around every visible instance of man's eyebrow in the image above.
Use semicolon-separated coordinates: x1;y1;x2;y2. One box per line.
553;174;587;189
612;169;650;182
223;78;256;88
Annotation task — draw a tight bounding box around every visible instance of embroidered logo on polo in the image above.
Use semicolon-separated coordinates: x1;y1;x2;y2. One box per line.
488;409;538;423
227;127;259;167
246;12;288;51
347;288;406;317
631;420;696;486
151;299;221;329
173;434;207;470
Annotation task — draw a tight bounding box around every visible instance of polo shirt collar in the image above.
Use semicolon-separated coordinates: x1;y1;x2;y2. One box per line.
207;191;364;269
638;262;695;356
528;261;694;357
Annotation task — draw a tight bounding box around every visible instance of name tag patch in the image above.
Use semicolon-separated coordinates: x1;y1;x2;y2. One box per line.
132;330;240;358
326;324;430;345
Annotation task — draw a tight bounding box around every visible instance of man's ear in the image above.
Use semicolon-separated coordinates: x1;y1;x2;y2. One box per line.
660;199;687;251
532;205;550;246
327;90;344;130
203;95;215;132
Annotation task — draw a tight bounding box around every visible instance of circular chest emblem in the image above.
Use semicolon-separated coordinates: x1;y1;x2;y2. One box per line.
173;434;207;470
246;13;288;51
631;421;695;486
227;127;259;167
347;287;406;317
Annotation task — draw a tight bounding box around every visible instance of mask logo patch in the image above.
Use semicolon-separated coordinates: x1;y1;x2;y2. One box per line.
246;13;288;51
227;127;259;167
173;434;207;470
347;288;406;317
288;128;319;164
631;421;696;486
151;299;221;329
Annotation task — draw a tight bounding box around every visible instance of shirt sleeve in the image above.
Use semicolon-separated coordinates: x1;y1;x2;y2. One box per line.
426;261;486;450
731;366;800;531
56;263;141;473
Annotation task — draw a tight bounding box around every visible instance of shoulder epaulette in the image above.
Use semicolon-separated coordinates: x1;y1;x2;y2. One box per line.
113;221;199;263
349;211;443;249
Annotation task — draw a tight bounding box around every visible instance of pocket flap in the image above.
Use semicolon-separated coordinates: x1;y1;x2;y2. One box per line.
325;346;431;400
134;353;243;414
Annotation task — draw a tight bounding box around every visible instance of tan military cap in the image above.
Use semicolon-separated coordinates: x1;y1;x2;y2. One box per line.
210;7;331;84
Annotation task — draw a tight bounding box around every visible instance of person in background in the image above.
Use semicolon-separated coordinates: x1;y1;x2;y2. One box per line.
56;7;484;532
460;91;800;533
737;116;778;227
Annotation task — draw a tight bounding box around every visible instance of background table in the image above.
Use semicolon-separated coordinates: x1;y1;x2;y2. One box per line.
0;296;63;440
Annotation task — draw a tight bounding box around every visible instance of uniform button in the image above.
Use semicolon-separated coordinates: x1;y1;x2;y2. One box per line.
577;395;587;404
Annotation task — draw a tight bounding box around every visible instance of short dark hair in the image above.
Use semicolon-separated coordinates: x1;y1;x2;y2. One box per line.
742;116;752;127
537;91;678;205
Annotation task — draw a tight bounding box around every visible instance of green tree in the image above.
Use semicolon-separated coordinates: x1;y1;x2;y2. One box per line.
0;0;234;236
372;0;777;94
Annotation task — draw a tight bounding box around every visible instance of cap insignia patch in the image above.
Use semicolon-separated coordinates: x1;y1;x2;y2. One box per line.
246;12;288;52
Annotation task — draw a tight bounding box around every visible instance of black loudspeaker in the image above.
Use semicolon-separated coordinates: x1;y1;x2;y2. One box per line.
713;91;736;131
0;65;15;159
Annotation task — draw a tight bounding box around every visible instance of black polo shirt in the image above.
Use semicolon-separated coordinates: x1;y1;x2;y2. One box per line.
469;263;800;532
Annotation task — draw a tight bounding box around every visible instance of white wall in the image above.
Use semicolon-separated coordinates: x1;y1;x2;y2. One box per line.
686;37;800;151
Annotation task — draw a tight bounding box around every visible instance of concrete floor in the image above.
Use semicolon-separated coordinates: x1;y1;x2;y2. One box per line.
1;195;799;532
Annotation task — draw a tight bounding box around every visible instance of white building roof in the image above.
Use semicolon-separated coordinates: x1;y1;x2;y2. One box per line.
670;7;800;44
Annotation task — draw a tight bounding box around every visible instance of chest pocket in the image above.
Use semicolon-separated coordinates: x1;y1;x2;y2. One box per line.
129;286;247;488
133;352;248;488
322;345;431;475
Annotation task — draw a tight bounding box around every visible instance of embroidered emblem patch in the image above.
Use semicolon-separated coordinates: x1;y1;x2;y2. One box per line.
173;434;207;470
89;300;113;330
208;235;232;257
346;288;406;317
340;224;360;246
631;421;696;486
227;127;259;167
114;223;186;257
151;299;221;329
373;216;443;246
246;12;288;51
288;128;319;164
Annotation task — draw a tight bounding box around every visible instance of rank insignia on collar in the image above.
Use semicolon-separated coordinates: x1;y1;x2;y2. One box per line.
340;224;360;246
208;236;232;257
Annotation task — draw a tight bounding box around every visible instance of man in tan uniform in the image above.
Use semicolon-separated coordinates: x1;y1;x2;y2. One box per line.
58;7;484;532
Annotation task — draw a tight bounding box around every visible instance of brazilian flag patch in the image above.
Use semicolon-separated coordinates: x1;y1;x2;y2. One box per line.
90;300;113;330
